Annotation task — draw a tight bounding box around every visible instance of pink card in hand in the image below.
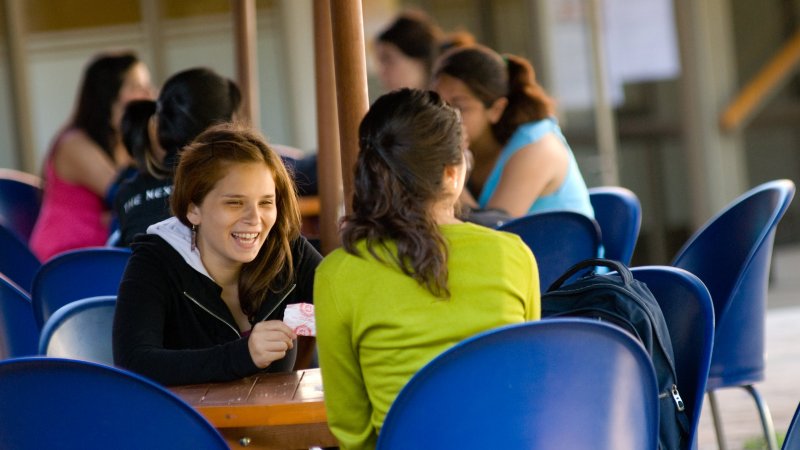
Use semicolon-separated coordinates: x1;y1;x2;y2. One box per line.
283;303;315;336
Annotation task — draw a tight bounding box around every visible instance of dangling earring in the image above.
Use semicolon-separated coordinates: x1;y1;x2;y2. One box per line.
191;224;197;251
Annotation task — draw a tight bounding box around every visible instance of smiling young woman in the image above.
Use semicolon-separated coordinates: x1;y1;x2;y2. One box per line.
113;123;322;386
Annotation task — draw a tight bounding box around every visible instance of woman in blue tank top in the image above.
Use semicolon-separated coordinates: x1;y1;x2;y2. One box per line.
432;45;594;220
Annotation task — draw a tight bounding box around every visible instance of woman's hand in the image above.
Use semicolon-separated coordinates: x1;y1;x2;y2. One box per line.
247;320;297;369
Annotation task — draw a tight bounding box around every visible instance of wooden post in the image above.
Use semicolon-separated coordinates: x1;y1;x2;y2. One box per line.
720;30;800;132
314;0;343;254
329;0;369;214
231;0;261;129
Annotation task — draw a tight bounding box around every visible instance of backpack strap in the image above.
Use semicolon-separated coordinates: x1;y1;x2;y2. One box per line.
547;258;633;292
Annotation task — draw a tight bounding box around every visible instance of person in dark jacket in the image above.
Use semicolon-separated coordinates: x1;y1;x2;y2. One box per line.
113;123;322;386
113;67;242;247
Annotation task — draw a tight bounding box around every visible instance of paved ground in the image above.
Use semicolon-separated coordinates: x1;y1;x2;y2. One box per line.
696;243;800;450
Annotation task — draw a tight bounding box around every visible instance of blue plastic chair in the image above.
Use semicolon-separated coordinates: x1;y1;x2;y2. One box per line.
377;319;659;450
0;222;41;293
0;274;38;360
0;168;42;243
498;211;601;290
39;295;117;365
31;247;131;330
783;402;800;450
672;179;795;450
0;357;227;449
631;266;715;450
589;186;642;264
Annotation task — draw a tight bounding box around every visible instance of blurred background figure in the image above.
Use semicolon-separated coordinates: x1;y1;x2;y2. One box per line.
432;45;594;221
112;67;241;247
374;10;474;92
29;51;154;261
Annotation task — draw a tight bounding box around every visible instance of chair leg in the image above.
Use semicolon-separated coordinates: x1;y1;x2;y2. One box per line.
708;390;729;450
743;384;778;450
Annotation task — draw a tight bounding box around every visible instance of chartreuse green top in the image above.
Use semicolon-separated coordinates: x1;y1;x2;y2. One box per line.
314;222;540;450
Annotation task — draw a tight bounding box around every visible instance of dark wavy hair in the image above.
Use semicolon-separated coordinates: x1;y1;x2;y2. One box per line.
342;88;463;298
151;67;241;178
171;123;301;319
434;44;555;144
377;11;442;76
70;52;140;158
121;99;156;173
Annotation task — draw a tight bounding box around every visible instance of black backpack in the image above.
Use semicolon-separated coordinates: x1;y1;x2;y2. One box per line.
541;259;690;450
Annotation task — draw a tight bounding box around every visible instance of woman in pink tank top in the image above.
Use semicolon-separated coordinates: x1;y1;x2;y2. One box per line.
30;52;154;261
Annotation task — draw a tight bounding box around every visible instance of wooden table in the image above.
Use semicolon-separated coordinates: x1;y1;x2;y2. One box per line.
170;369;337;449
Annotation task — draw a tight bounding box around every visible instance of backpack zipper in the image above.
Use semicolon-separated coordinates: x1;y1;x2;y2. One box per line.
671;384;685;411
182;291;241;338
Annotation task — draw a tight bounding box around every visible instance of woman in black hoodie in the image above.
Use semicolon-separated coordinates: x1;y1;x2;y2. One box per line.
113;124;321;386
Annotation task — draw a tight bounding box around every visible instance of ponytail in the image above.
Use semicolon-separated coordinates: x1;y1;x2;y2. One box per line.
492;54;555;144
342;89;463;298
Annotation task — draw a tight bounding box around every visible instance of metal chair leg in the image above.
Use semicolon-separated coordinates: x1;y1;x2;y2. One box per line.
708;390;729;450
743;384;778;450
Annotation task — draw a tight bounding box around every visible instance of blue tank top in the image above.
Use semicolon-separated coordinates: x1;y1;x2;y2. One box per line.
477;118;594;219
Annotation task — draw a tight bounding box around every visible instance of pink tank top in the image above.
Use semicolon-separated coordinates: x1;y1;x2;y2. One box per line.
29;143;109;261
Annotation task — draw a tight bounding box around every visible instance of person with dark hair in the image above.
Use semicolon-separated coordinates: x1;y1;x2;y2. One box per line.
113;123;322;386
432;44;594;220
29;51;153;261
112;67;242;246
315;89;540;449
374;10;475;92
375;11;442;91
120;99;157;170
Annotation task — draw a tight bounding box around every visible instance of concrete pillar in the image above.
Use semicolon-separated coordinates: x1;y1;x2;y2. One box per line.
279;0;317;151
675;0;748;228
2;0;37;173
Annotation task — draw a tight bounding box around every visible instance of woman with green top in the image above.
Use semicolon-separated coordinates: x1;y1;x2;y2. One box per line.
314;88;540;450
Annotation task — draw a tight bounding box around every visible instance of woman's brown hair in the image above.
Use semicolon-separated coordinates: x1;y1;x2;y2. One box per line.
342;88;463;298
434;44;555;144
171;123;301;318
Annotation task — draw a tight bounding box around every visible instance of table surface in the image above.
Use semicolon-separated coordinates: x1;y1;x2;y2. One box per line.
170;369;336;449
170;368;326;428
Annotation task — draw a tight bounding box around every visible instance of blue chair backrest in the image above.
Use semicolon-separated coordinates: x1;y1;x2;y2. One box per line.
31;247;131;330
498;211;601;290
589;186;642;264
783;402;800;450
0;169;42;243
631;266;715;449
0;357;228;449
672;179;794;388
377;319;659;450
0;274;38;359
0;223;41;293
39;295;117;365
